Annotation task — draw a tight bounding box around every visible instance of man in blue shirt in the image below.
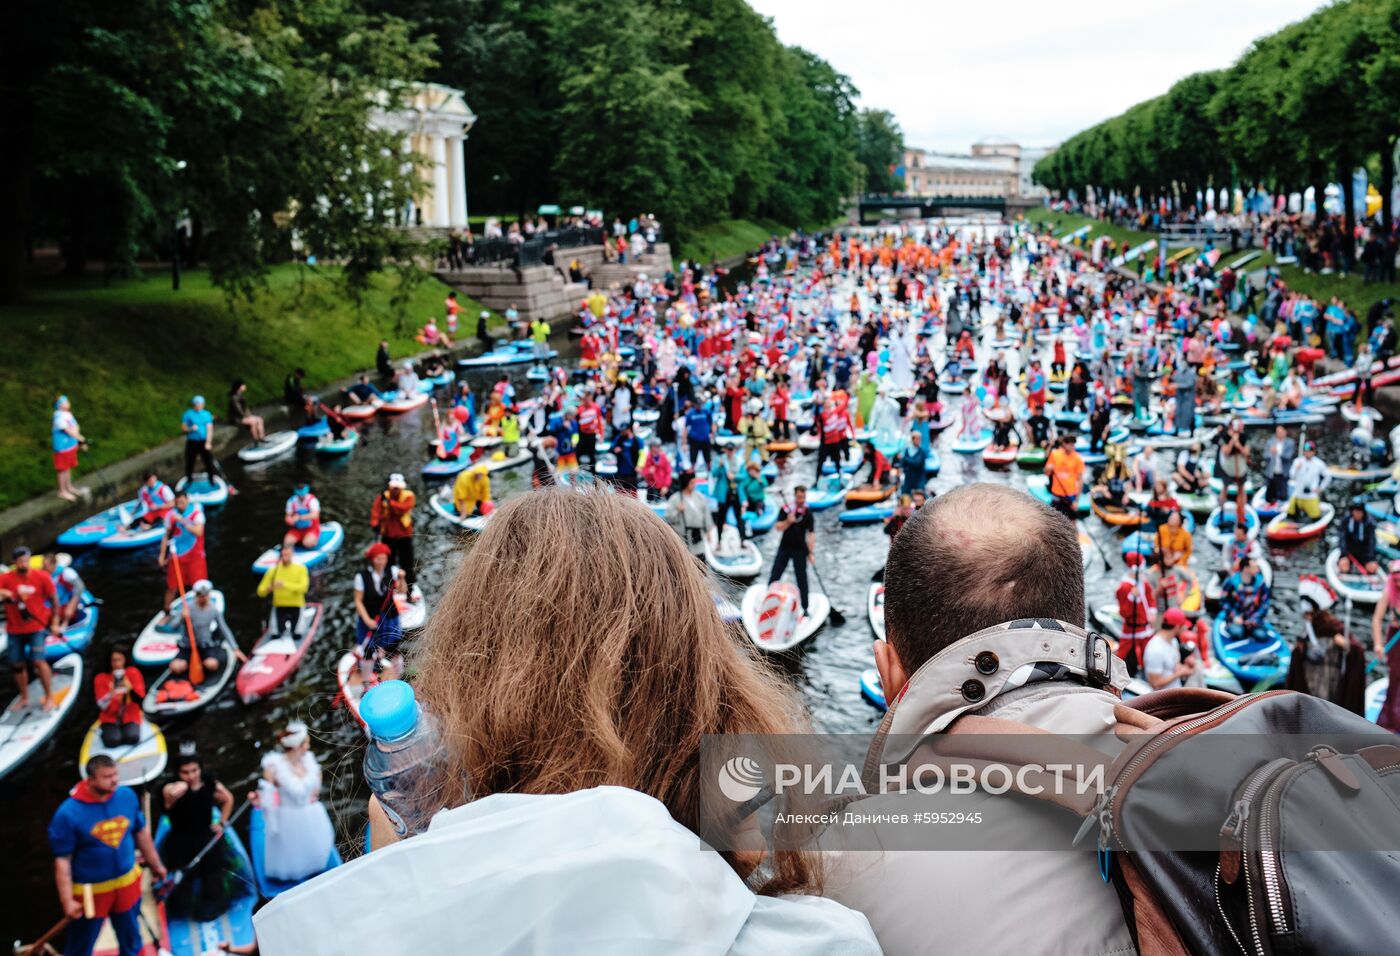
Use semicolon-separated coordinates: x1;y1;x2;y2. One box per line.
49;755;167;955
180;395;233;492
683;400;713;473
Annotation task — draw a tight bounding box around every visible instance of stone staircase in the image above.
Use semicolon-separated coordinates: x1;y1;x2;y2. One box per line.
586;244;673;291
436;264;588;321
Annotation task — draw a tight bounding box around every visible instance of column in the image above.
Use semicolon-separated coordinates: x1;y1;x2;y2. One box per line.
448;135;468;227
431;135;450;227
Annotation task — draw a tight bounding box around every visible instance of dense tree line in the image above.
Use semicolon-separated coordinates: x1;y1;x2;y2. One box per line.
1033;0;1400;242
2;0;903;303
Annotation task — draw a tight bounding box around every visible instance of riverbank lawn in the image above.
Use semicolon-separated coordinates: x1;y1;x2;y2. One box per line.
676;216;851;266
1022;207;1400;319
0;264;477;509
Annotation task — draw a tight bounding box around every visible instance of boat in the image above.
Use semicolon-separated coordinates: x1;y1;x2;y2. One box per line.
860;668;887;711
175;474;229;508
1203;505;1260;545
1340;404;1382;423
134;589;226;668
1366;678;1388;724
142;632;239;717
297;420;331;441
79;713;167;786
1017;446;1048;469
982;444;1018;467
1210;615;1290;689
806;473;853;511
56;500;142;548
154;818;257;956
1265;503;1335;542
0;654;81;780
249;806;343;899
1091;498;1147;527
1250;486;1285;520
397;586;428;631
94;505;168;550
703;534;763;579
951;427;993;454
237;431;299;463
339;402;380;422
250;522;345;573
1204;556;1273;604
380;391;429;414
1025;475;1090;515
335;651;370;732
428;486;490;531
315;429;361;455
846;484;895;506
739;582;830;653
1324;549;1384;604
235;604;325;704
867;582;885;640
841;497;897;524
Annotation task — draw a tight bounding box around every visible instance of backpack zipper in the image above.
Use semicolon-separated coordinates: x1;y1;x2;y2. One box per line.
1220;758;1292;956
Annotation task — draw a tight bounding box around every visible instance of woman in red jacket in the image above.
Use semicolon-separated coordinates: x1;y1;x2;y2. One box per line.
94;647;145;746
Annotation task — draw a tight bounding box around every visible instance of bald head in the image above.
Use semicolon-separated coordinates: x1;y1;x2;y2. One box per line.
883;484;1085;669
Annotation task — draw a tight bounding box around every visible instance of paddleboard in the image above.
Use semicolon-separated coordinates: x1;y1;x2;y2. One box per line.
428;486;490;531
134;590;226;668
0;653;81;780
142;634;239;717
175;474;229;508
236;604;324;703
79;713;167;786
249;806;342;899
250;522;345;573
237;431;298;462
57;500;141;549
740;582;829;653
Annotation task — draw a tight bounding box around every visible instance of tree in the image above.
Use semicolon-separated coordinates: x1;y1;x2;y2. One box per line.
856;109;904;194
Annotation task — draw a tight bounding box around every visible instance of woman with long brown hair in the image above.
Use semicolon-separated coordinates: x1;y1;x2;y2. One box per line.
254;486;879;954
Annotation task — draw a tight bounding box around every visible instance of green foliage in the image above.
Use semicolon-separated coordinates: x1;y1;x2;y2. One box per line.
1033;0;1400;230
10;0;437;303
0;264;473;508
855;109;905;194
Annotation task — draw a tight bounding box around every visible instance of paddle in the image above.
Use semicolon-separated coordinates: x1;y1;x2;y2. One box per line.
13;915;70;955
155;799;251;901
168;549;203;686
1078;519;1113;573
810;561;846;626
1367;629;1399;675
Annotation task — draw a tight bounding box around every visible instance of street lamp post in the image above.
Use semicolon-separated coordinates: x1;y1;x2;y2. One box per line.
172;160;187;291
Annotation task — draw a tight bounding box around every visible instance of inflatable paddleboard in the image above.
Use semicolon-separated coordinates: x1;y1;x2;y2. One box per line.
1265;503;1335;542
250;522;345;573
235;604;324;704
237;431;298;462
57;500;142;549
79;713;167;786
1204;505;1260;546
428;486;490;531
249;806;342;899
134;589;226;667
860;668;887;711
1324;549;1383;604
740;582;829;653
143;633;239;717
0;653;81;781
315;429;360;455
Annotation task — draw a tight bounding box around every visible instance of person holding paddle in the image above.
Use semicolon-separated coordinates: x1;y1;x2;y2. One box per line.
1338;499;1380;576
167;580;243;685
1214;417;1250;516
161;750;238;922
49;755;167;956
257;544;309;638
158;487;206;615
1;545;59;711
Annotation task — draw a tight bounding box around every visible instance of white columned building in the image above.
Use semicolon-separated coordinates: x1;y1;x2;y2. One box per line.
371;83;477;229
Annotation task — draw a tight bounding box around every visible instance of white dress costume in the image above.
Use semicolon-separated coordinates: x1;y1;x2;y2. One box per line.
259;749;336;881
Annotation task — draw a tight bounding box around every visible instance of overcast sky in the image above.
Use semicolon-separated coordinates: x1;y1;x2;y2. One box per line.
749;0;1326;153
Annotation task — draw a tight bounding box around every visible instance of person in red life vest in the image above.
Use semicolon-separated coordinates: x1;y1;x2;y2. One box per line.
94;647;145;747
284;483;322;549
813;391;852;483
770;380;792;440
579;331;601;369
1;545;60;710
953;329;975;362
575;391;605;472
133;472;175;529
1115;551;1156;674
1052;337;1067;376
49;754;167;956
443;290;464;335
158;488;206;614
723;374;745;433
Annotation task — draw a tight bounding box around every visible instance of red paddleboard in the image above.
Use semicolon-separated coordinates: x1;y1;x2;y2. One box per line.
236;604;324;704
757;582;801;647
341;403;380;421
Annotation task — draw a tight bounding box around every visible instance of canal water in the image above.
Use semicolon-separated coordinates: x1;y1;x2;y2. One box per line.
1;221;1368;938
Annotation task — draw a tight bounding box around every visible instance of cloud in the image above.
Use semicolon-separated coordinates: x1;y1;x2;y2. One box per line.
748;0;1326;151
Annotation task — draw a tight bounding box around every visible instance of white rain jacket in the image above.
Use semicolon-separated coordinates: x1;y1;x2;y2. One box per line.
254;785;880;955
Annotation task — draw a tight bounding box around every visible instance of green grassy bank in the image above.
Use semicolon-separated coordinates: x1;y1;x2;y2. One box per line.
676;216;851;266
0;264;479;509
1022;207;1400;319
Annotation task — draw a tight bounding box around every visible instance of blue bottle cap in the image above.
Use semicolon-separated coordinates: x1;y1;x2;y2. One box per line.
361;680;419;741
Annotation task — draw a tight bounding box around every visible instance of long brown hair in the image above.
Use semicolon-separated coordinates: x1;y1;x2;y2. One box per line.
413;485;819;893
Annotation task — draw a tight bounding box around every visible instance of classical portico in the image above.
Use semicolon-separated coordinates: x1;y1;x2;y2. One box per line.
371;83;476;229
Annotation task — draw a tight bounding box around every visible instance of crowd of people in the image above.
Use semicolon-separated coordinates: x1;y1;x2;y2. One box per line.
18;208;1400;954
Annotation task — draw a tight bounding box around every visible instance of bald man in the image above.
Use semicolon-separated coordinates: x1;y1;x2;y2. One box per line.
821;484;1135;955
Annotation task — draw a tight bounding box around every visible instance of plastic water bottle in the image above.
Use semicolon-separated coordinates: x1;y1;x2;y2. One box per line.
361;680;443;837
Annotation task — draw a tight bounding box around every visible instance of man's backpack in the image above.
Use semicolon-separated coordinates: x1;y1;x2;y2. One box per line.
945;688;1400;955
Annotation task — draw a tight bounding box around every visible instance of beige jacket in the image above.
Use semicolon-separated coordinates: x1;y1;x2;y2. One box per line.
822;619;1138;956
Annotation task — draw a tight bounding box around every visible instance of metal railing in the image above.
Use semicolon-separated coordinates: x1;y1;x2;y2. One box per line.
465;226;609;268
